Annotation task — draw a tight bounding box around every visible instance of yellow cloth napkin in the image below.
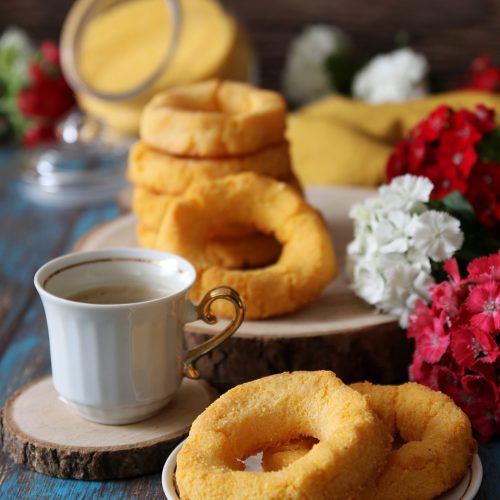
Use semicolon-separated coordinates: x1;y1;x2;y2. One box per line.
287;91;500;187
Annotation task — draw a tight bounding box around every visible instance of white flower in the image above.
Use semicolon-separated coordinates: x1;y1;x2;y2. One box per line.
380;263;435;327
0;27;35;80
378;174;433;212
347;174;464;327
282;24;350;104
372;210;414;254
352;47;429;104
0;27;33;53
350;257;386;305
410;211;464;261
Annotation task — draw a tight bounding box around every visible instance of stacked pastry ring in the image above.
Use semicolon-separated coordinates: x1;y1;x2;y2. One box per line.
155;172;336;319
128;79;302;271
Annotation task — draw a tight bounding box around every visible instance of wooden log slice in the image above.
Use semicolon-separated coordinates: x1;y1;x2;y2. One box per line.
0;377;216;480
76;186;412;392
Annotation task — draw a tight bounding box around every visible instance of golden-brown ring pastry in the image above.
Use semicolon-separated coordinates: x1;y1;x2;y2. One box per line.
155;172;336;319
140;79;287;157
262;382;476;500
127;138;296;195
137;223;282;270
176;371;392;500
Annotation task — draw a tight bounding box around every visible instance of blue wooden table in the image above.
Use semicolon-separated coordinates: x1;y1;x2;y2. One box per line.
0;148;498;499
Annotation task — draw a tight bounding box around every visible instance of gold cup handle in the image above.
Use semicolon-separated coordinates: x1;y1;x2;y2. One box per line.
183;287;245;379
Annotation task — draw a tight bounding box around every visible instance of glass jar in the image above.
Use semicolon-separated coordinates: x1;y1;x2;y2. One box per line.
60;0;256;135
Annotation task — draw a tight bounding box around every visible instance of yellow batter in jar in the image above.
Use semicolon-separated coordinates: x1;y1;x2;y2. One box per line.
68;0;253;133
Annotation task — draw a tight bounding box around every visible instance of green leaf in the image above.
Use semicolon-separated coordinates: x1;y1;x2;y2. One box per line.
476;128;500;163
323;52;358;95
427;191;500;277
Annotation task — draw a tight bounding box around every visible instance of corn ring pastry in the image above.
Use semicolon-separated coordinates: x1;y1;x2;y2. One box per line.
137;222;282;269
140;79;287;156
127;140;296;195
176;371;393;500
262;382;476;500
155;172;336;319
131;172;301;236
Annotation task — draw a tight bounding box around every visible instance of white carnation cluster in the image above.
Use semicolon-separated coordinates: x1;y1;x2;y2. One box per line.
347;175;464;327
352;47;429;104
282;24;350;105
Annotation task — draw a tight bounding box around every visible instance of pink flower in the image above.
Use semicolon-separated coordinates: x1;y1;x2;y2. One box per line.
451;327;499;368
431;280;460;318
414;318;450;363
408;299;433;338
408;353;433;385
465;280;500;332
408;251;500;441
467;251;500;282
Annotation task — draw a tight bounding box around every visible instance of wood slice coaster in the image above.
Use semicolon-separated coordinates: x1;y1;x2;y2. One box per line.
75;186;412;391
0;377;216;480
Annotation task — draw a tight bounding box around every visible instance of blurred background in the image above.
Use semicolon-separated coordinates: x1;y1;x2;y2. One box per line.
2;0;500;91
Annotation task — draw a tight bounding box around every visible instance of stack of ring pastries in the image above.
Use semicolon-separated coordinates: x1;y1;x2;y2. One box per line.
176;371;476;500
129;79;337;318
128;79;302;271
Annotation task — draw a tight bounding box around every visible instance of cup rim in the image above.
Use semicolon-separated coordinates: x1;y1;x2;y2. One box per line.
34;247;196;308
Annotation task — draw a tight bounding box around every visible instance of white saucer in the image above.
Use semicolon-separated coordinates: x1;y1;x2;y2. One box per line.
162;439;483;500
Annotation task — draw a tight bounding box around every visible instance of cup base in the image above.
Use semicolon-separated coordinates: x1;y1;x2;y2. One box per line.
60;395;173;425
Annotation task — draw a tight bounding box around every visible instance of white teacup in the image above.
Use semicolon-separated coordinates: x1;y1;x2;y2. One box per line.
34;248;244;425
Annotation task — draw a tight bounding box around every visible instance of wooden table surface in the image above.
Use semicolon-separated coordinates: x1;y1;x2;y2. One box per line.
0;148;499;499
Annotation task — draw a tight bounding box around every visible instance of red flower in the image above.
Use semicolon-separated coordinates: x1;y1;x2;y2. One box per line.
16;41;76;147
420;105;450;142
465;280;500;333
18;70;74;120
467;163;500;230
462;54;500;93
449;110;482;146
421;163;468;199
22;124;57;147
385;104;499;230
386;142;408;179
408;135;428;171
436;132;477;180
39;40;60;67
474;105;497;133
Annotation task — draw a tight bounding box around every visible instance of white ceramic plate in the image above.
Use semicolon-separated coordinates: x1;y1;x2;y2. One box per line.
162;439;483;500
